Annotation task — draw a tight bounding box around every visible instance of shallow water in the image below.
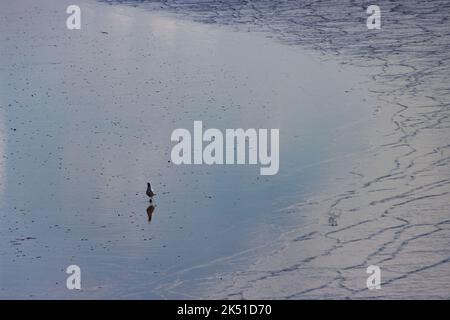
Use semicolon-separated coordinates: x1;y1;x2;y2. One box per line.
0;0;375;298
121;0;450;299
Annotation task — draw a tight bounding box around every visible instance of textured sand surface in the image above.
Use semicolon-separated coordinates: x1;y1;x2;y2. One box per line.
1;0;374;298
1;0;449;299
100;0;450;299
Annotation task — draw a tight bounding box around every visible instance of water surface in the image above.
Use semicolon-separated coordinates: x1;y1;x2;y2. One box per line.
0;0;374;298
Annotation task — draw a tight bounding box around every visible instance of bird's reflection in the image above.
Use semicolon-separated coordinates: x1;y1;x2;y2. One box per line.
146;204;155;222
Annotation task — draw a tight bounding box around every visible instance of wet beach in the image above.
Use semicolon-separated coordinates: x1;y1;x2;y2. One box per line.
1;0;449;299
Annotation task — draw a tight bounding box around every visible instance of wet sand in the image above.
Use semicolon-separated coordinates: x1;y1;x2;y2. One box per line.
116;0;450;299
0;0;375;298
1;0;449;299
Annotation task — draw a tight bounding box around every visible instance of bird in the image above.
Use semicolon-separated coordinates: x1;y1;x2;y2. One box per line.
146;182;155;199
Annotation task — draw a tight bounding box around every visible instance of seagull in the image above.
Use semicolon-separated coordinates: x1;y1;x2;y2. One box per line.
146;182;155;198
